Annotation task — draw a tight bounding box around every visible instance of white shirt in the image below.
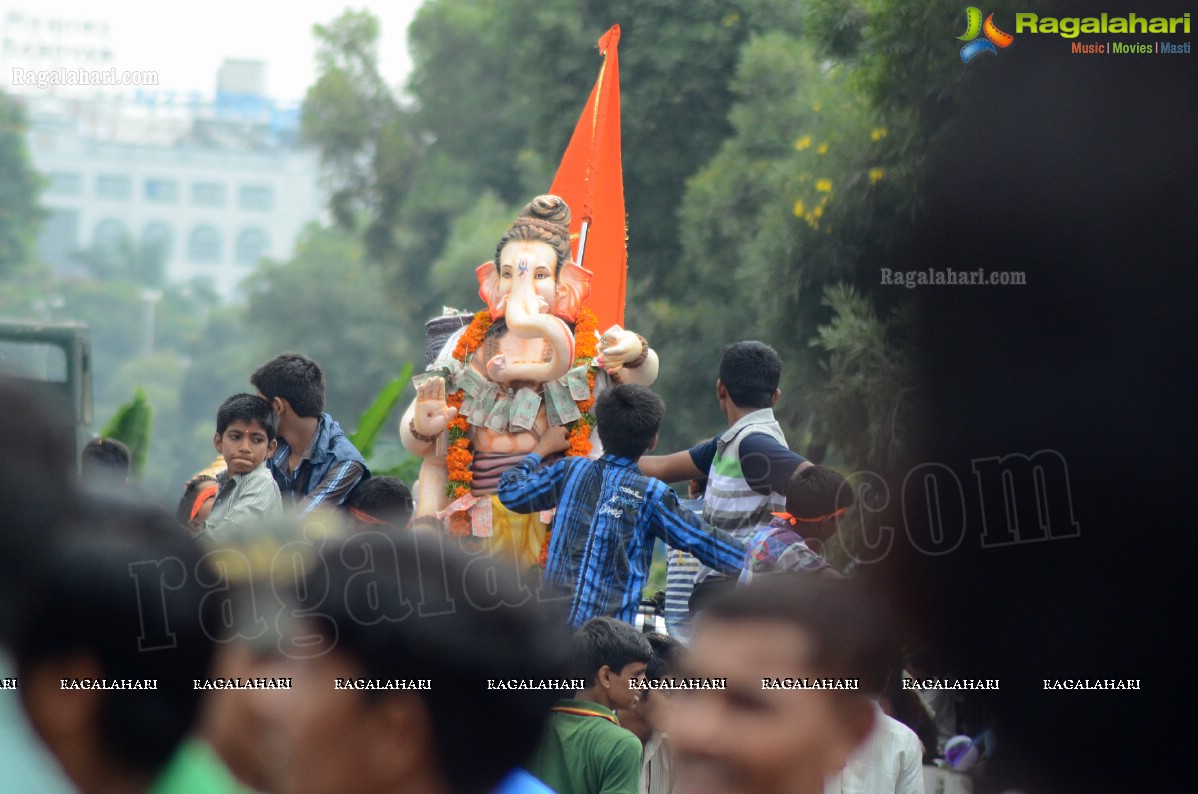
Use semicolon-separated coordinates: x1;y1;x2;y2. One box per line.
640;731;673;794
824;703;924;794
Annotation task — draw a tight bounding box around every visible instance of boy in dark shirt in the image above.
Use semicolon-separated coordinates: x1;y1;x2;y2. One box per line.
251;353;368;515
639;342;810;625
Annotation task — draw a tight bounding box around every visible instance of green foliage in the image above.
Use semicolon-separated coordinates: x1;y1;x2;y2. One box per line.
350;363;414;458
102;387;153;477
427;191;517;309
808;284;914;470
0;92;48;277
294;0;973;476
303;10;415;255
243;222;415;422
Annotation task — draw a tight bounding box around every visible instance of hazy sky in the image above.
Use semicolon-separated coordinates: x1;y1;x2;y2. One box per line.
1;0;424;101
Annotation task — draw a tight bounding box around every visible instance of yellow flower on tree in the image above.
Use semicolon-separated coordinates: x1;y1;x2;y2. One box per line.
816;143;829;155
816;179;832;192
795;135;811;151
870;127;888;142
869;167;886;185
792;199;805;217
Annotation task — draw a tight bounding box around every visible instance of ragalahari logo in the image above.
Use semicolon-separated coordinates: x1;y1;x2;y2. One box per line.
958;7;1015;62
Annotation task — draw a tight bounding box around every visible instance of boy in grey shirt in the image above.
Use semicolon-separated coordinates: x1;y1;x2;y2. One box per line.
205;394;282;537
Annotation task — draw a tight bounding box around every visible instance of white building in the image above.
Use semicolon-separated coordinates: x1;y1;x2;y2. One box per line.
22;61;324;300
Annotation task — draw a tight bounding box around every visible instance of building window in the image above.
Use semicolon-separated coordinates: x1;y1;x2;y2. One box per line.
187;226;221;264
145;179;179;204
192;182;226;207
94;219;129;255
238;185;273;210
37;209;80;270
142;222;174;262
235;228;269;266
96;175;131;200
47;172;83;196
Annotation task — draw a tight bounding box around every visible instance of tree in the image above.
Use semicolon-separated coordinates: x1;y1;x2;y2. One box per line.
807;284;914;470
0;91;48;277
242;222;415;423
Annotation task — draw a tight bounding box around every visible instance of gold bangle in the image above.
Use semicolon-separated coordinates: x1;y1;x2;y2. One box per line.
408;418;440;444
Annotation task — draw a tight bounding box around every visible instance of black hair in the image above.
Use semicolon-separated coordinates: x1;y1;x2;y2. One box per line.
593;384;665;459
13;499;218;773
250;353;325;418
176;474;219;526
215;393;278;441
346;476;413;527
574;616;652;687
699;575;898;696
645;632;682;682
80;437;131;481
301;533;572;792
785;465;854;519
718;340;783;409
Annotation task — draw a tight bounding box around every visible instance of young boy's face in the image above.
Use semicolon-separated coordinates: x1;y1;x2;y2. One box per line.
607;661;648;711
214;420;277;475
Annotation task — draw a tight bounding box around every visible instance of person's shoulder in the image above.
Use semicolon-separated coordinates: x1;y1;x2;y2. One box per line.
635;471;677;504
246;463;281;490
603;723;644;764
880;711;923;745
320;414;368;462
737;431;794;455
592;716;643;750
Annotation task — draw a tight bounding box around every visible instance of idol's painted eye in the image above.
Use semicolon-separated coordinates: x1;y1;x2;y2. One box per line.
535;270;550;280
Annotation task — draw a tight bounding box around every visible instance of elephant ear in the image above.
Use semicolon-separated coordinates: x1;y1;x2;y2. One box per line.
552;261;593;323
476;261;504;320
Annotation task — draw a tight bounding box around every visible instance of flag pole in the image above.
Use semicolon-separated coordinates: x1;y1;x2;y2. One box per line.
575;220;591;271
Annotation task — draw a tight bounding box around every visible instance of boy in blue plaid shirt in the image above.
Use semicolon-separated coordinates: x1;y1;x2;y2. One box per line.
498;384;745;628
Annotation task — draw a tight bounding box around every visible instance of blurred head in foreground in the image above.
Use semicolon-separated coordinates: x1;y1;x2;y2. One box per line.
0;377;78;646
669;575;895;794
13;501;218;793
271;531;571;794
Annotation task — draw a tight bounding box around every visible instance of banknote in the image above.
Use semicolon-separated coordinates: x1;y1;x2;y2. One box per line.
565;365;591;401
484;392;512;432
510;388;542;431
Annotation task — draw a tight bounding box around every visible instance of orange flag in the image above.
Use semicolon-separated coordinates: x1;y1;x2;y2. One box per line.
549;25;626;329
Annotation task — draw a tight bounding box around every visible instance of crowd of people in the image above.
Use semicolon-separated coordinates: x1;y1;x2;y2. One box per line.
0;340;990;794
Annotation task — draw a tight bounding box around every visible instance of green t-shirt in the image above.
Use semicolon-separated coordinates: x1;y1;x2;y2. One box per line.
527;699;642;794
147;739;250;794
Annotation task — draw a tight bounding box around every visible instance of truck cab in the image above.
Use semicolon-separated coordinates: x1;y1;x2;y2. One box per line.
0;320;93;464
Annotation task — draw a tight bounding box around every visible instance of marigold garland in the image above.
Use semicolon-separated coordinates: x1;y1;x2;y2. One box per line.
442;307;601;547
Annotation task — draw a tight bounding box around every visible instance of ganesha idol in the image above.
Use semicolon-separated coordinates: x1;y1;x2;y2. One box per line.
400;195;659;568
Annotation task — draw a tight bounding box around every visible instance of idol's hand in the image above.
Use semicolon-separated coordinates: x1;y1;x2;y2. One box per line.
413;376;458;438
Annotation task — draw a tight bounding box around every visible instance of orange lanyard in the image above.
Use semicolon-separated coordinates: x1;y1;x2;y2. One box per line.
551;706;619;725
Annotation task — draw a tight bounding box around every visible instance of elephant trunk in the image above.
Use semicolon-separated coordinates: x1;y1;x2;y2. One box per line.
486;263;575;384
